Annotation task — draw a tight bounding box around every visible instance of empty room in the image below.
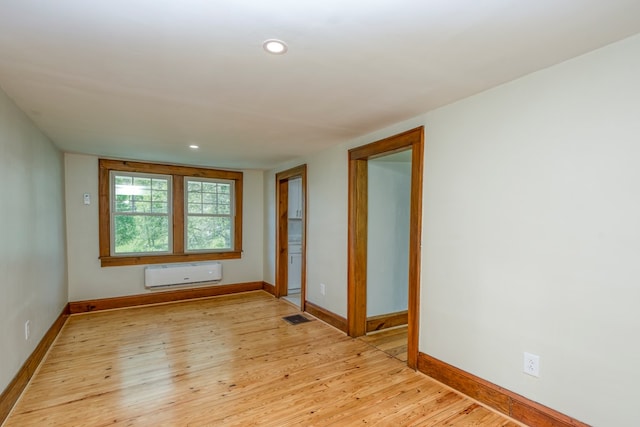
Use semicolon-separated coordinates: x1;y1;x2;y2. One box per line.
1;1;640;426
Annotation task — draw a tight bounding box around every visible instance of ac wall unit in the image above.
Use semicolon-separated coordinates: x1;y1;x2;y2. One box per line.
144;262;222;288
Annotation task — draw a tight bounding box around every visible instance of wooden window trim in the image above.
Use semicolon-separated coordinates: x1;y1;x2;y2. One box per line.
99;159;243;267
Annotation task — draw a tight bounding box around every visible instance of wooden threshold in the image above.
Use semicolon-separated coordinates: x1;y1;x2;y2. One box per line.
0;304;70;425
418;352;589;427
304;300;348;333
360;325;408;362
366;310;408;332
69;281;265;313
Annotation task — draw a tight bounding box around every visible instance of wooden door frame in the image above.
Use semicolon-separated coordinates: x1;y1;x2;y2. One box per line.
275;165;308;309
348;126;424;369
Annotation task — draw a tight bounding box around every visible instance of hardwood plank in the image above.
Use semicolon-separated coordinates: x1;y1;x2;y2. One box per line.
5;291;517;426
361;325;408;362
0;304;70;425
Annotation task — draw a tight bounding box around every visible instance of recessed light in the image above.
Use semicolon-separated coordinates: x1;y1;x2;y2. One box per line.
189;144;199;149
263;39;288;55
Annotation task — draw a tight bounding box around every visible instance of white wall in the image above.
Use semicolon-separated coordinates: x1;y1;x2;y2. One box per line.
65;153;264;300
367;160;411;316
420;33;640;426
305;146;350;316
264;33;640;425
0;88;67;392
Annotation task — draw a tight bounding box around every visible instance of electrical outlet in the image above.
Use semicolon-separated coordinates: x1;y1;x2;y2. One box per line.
320;283;326;296
25;320;30;340
523;352;540;377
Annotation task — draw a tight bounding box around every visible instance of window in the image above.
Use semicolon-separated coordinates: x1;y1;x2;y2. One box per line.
112;172;172;255
99;159;242;267
185;178;234;251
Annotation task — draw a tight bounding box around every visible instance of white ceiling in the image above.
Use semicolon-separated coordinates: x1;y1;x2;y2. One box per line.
1;1;639;170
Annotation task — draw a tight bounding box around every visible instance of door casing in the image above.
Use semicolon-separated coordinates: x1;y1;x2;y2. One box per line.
275;165;307;309
347;127;424;369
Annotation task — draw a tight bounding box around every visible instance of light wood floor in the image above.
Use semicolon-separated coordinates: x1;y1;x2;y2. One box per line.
360;326;409;362
5;291;520;426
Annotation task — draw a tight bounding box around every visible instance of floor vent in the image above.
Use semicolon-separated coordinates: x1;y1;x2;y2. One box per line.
282;314;311;325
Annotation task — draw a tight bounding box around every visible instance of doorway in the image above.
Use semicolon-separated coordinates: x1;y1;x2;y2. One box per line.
276;165;307;310
347;127;424;369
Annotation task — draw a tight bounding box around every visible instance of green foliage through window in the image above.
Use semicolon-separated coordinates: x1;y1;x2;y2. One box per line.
186;178;234;251
114;215;170;253
112;173;171;254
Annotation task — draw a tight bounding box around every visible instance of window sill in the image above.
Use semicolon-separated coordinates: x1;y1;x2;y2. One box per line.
100;251;242;267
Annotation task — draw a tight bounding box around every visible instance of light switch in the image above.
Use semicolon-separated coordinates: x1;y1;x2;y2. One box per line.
83;193;91;205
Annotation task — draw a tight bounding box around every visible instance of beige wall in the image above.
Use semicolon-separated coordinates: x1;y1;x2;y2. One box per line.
65;153;264;301
0;88;67;392
419;33;640;426
265;33;640;425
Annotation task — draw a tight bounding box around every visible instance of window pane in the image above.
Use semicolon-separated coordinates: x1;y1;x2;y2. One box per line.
133;201;151;213
152;202;167;212
202;182;217;193
185;178;233;252
114;215;169;254
137;190;151;203
115;175;170;213
203;192;216;204
134;177;151;190
151;190;168;213
187;181;201;192
115;194;132;212
218;204;230;215
188;191;202;205
188;203;202;214
187;216;231;251
152;190;167;202
115;176;132;185
152;179;167;191
187;180;232;215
